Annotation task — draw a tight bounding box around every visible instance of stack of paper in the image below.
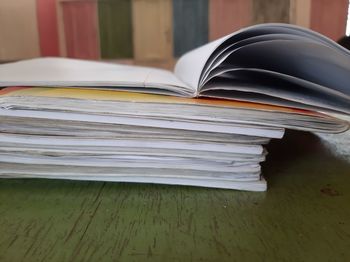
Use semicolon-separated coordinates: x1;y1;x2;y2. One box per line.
0;24;349;191
0;87;347;191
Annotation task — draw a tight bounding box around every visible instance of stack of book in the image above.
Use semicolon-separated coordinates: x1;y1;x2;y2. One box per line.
0;24;349;191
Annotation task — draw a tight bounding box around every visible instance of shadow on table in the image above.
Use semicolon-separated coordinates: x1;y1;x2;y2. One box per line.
0;129;348;196
263;129;350;191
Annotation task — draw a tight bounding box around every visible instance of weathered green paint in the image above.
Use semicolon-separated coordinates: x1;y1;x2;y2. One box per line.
0;130;350;261
173;0;209;57
98;0;133;58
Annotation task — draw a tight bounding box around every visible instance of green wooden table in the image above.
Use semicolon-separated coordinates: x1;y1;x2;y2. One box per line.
0;130;349;262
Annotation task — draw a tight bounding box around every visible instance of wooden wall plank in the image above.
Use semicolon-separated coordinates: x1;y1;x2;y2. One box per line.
173;0;209;57
132;0;173;61
209;0;251;40
56;0;67;57
60;0;100;59
289;0;311;28
98;0;133;59
37;0;60;56
310;0;348;41
0;0;40;60
252;0;291;24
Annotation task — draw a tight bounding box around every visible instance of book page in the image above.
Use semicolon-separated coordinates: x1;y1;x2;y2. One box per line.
173;23;303;90
0;57;194;96
174;36;230;90
175;23;350;91
199;37;350;114
0;163;267;191
176;23;350;113
2;87;347;133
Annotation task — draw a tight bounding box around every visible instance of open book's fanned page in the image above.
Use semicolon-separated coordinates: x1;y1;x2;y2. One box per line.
174;36;230;90
0;58;194;97
174;23;350;114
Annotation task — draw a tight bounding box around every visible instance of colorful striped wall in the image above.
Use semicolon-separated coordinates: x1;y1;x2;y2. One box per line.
209;0;251;41
0;0;349;61
99;0;133;59
132;0;173;61
173;0;208;56
37;0;60;56
60;0;100;59
290;0;349;41
309;0;348;41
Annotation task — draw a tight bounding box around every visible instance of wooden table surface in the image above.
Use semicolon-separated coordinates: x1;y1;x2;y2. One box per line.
0;130;349;262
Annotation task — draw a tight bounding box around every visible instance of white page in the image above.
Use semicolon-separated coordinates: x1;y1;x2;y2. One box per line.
199;34;322;87
0;122;270;144
199;67;350;115
0;162;261;178
0;144;267;162
2;95;347;133
0;169;261;182
174;23;350;92
0;133;263;154
0;57;194;96
0;150;260;166
2;94;347;133
174;23;293;90
0;154;261;173
0;109;285;138
0;172;267;191
175;37;228;90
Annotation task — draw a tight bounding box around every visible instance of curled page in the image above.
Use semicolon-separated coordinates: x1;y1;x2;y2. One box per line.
175;23;350;114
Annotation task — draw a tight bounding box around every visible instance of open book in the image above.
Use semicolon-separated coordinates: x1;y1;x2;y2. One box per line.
0;23;349;114
0;23;349;191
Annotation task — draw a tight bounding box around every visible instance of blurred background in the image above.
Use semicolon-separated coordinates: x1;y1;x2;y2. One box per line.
0;0;349;69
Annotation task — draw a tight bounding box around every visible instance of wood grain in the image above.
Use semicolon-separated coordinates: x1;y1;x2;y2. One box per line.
209;0;252;40
252;0;291;24
0;130;349;261
0;0;40;60
36;0;60;56
173;0;209;57
98;0;133;59
61;0;100;59
132;0;173;61
310;0;348;41
289;0;311;28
